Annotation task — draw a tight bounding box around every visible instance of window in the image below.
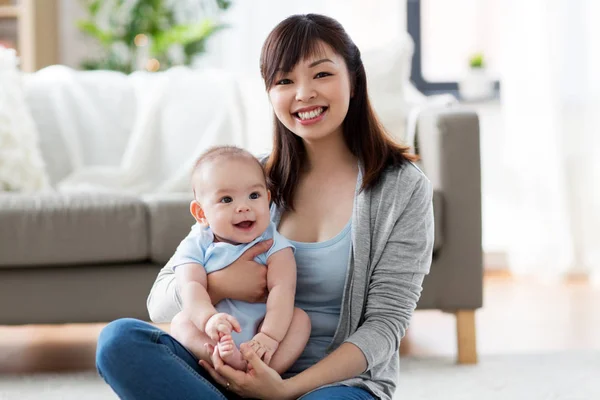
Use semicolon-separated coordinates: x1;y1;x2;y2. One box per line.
407;0;501;95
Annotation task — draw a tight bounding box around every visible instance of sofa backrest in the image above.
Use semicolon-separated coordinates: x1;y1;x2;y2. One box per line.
23;67;138;185
21;33;429;190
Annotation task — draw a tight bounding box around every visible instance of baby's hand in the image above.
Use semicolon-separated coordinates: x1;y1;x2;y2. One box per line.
204;313;241;342
247;332;279;365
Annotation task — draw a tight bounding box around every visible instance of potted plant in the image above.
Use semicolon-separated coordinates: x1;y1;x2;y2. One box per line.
458;52;495;101
77;0;231;73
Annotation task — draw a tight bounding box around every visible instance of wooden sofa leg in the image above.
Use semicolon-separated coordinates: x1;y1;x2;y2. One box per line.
455;310;478;364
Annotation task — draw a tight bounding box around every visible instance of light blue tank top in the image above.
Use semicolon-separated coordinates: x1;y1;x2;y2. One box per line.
271;207;352;375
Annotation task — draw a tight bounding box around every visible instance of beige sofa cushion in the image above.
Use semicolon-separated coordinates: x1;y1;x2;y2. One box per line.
143;193;195;266
0;192;148;267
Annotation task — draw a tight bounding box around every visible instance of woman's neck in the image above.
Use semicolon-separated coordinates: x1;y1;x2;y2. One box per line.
302;130;357;177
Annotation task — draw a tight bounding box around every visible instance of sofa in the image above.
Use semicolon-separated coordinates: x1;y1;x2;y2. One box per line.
0;62;482;364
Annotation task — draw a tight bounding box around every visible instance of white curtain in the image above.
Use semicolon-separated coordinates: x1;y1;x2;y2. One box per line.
500;0;600;279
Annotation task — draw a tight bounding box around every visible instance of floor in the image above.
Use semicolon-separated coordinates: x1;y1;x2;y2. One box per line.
403;273;600;357
1;273;599;374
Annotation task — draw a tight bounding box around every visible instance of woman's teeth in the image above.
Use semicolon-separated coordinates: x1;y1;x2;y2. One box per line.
297;107;324;120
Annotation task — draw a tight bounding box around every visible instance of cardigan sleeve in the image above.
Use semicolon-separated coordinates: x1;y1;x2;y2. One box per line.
146;226;207;322
344;175;434;370
146;263;183;323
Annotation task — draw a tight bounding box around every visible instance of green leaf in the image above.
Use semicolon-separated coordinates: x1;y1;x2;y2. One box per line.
76;20;114;47
78;0;102;17
469;53;485;68
216;0;232;10
89;0;102;16
151;19;222;56
80;55;132;74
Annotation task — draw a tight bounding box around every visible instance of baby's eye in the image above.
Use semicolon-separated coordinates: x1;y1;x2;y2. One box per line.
220;196;233;204
275;78;292;85
249;192;260;200
315;72;331;79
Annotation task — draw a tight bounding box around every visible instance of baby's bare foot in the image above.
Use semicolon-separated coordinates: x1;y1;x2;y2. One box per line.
218;335;247;371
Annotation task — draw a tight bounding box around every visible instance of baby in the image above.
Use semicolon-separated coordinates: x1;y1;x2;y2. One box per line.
169;145;310;373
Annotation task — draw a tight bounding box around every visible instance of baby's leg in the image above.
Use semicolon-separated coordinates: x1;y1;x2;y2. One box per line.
217;334;247;371
170;311;214;364
268;307;311;374
171;312;248;371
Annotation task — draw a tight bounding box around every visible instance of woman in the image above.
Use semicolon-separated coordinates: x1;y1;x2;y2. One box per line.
96;14;434;400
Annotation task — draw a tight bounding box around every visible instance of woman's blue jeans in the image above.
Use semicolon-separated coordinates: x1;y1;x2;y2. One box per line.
96;318;374;400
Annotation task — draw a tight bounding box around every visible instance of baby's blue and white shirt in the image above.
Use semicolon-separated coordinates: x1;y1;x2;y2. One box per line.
167;221;294;345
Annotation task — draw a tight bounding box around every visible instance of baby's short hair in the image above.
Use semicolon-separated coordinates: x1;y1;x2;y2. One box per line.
191;145;266;197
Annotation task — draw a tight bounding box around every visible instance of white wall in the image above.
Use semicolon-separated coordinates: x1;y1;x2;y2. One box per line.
205;1;407;79
57;0;407;70
58;0;98;68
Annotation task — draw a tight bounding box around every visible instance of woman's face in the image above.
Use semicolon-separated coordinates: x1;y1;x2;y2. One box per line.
268;42;352;143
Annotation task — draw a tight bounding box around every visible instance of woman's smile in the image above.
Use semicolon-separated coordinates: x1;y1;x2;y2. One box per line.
293;106;329;125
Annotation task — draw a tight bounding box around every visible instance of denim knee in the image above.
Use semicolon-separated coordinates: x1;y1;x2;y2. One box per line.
96;318;152;375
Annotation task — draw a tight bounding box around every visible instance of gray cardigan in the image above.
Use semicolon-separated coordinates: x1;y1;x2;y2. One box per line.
147;161;434;400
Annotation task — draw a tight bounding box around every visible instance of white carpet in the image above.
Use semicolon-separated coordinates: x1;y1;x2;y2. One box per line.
0;351;598;399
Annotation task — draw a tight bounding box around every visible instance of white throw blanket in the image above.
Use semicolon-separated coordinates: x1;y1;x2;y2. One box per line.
0;47;50;192
24;65;247;194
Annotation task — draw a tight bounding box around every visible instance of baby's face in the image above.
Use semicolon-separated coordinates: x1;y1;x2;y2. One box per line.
193;157;271;245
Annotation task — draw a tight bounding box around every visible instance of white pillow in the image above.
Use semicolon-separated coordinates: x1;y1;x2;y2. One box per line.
361;33;415;142
23;65;136;185
0;47;51;192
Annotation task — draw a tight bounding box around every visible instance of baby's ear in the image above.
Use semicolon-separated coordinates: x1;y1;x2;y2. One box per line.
190;200;208;226
267;189;271;203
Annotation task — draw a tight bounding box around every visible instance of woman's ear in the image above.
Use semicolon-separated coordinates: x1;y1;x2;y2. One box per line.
267;189;271;203
190;200;208;226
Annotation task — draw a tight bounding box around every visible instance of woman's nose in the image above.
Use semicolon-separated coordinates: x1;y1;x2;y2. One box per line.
295;83;317;102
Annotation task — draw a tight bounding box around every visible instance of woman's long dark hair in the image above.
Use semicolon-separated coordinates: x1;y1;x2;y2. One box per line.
261;14;418;210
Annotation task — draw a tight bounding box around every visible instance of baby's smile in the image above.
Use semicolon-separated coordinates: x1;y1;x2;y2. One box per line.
234;220;255;230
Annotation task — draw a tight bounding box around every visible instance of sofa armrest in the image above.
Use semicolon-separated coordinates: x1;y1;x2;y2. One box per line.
142;193;196;266
416;107;483;309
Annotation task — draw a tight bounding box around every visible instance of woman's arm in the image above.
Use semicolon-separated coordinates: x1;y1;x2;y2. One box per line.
206;240;271;304
344;176;434;369
147;264;183;323
283;342;366;399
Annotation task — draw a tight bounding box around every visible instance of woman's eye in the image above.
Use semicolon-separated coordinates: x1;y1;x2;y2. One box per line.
220;196;233;204
275;78;292;85
315;72;331;79
249;192;260;200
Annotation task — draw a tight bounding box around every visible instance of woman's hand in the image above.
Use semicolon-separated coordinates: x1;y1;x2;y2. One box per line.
200;342;292;400
206;239;272;304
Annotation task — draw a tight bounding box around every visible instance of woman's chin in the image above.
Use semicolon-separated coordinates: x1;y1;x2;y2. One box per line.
295;130;337;144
